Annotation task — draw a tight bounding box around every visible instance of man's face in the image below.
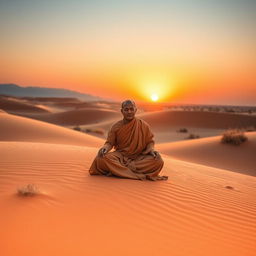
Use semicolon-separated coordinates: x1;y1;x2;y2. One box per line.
121;103;137;121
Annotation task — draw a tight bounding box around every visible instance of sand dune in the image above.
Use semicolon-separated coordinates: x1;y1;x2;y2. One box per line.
157;132;256;176
2;96;255;131
81;110;256;143
6;104;256;132
18;108;120;126
22;97;82;103
0;141;255;256
0;112;103;147
1;103;255;256
23;97;84;112
50;100;120;110
0;96;49;113
138;110;256;130
3;98;256;144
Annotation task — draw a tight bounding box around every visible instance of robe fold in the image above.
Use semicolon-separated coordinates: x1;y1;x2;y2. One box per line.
89;118;166;180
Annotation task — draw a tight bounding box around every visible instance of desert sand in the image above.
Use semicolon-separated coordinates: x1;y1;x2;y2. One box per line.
157;132;256;176
2;96;256;143
81;109;256;142
0;96;50;113
1;101;256;256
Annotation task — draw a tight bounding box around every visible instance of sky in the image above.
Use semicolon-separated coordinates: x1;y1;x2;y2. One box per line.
0;0;255;105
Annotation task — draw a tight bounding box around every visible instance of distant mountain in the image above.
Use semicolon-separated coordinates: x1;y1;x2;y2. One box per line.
0;84;102;101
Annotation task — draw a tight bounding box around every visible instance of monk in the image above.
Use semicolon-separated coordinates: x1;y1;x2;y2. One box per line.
89;100;168;181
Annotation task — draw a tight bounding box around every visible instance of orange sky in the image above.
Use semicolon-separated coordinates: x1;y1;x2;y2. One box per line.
1;1;255;105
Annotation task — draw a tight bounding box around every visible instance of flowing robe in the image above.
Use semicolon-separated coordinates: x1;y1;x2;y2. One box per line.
89;118;165;180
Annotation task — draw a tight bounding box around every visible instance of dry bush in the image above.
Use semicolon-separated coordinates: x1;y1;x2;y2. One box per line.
17;184;40;196
177;128;188;133
73;126;82;131
187;134;200;139
85;128;105;135
221;129;248;145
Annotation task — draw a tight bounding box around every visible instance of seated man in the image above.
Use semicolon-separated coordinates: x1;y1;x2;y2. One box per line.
89;100;167;181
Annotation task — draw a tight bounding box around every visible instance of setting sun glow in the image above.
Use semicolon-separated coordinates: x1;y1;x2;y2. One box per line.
134;72;174;102
0;1;255;105
151;94;159;102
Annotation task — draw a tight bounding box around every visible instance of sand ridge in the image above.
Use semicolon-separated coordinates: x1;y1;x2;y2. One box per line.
157;132;256;176
138;110;256;130
15;108;121;126
0;96;50;113
79;110;256;143
0;112;103;147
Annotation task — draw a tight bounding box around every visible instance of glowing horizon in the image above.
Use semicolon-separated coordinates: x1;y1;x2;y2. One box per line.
0;0;255;105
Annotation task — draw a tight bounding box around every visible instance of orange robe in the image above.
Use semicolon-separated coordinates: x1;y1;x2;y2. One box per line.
89;118;166;180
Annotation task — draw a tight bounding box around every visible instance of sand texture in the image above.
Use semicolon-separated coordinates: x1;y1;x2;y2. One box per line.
0;102;256;256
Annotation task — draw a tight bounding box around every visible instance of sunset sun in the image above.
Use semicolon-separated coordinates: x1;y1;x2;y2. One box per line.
151;94;159;102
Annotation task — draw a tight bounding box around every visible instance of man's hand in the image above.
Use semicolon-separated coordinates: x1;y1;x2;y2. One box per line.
141;147;152;155
142;147;160;160
142;142;155;155
149;150;160;159
97;143;113;158
98;147;107;157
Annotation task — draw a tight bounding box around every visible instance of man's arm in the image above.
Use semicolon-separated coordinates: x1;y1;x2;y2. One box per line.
142;142;154;154
97;122;117;157
98;143;113;157
142;141;160;159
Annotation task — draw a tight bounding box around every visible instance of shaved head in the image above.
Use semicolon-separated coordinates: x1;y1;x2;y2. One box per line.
121;99;136;109
121;99;137;123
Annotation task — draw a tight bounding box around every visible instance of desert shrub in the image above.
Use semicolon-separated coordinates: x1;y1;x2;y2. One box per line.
73;126;82;131
85;128;105;135
221;129;248;145
17;184;39;196
177;128;188;133
186;134;200;139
